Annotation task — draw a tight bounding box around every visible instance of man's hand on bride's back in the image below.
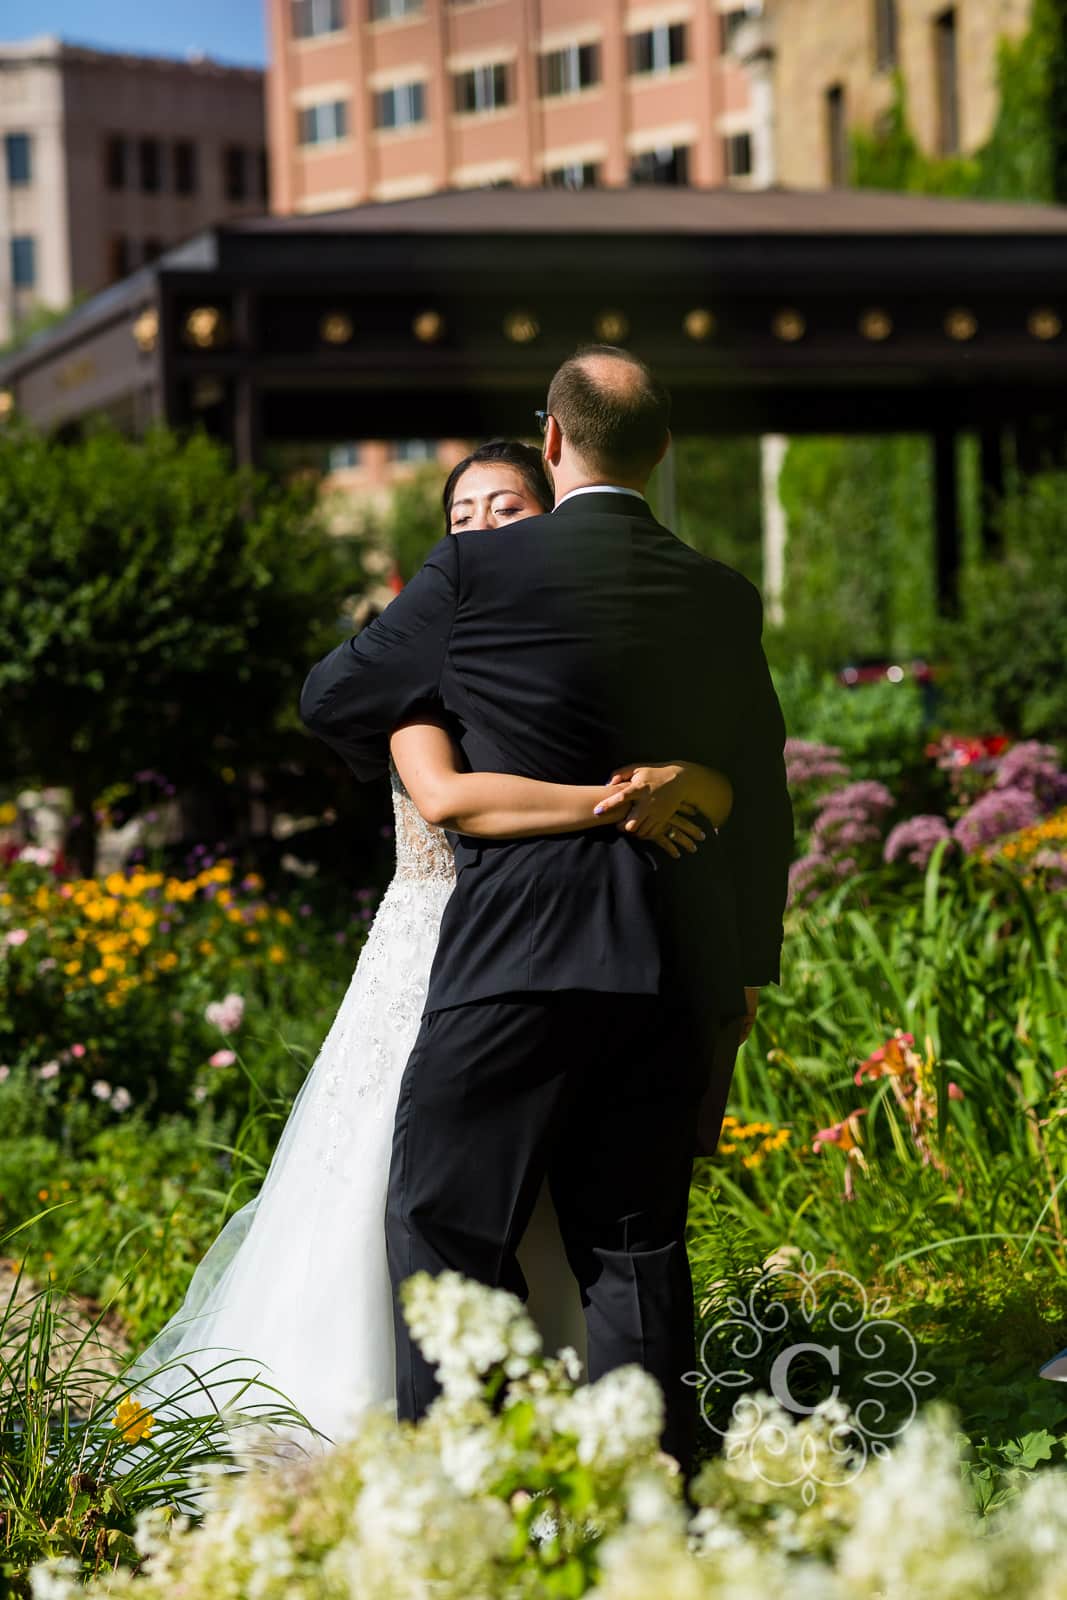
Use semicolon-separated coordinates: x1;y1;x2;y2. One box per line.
592;763;706;861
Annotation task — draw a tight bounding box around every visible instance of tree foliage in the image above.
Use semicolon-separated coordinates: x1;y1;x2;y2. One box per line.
0;425;352;857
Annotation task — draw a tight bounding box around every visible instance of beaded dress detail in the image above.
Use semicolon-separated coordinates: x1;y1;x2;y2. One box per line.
127;763;585;1450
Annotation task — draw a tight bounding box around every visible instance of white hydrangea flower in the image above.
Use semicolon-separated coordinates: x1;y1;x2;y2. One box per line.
558;1364;664;1467
401;1270;544;1402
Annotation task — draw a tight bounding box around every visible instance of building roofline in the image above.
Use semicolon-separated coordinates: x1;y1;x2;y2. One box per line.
0;32;262;78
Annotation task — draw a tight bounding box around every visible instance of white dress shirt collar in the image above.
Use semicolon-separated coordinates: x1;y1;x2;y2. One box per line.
552;484;648;511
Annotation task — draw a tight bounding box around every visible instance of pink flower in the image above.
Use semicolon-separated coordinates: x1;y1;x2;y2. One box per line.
91;1079;112;1100
0;1065;9;1083
4;929;29;947
110;1086;132;1112
884;815;953;871
70;1043;86;1059
209;1048;236;1069
38;1060;60;1080
204;993;244;1035
947;1082;965;1101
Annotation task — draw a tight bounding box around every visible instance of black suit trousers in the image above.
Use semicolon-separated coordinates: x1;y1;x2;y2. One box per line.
384;990;709;1471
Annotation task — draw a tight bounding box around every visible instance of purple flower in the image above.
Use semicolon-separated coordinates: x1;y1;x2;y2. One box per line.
954;786;1043;855
1032;848;1067;889
993;741;1067;809
884;815;954;870
784;739;850;791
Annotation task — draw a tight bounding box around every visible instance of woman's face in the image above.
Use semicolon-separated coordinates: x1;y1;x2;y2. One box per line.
448;462;545;532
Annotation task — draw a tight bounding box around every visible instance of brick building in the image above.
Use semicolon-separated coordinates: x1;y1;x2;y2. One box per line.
743;0;1033;188
0;36;266;344
266;1;755;210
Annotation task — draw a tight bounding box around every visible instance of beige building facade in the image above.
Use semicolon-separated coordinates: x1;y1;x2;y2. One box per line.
266;0;755;213
0;36;266;343
756;0;1033;188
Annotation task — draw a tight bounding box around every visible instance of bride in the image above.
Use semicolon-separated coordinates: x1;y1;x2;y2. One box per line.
125;440;734;1446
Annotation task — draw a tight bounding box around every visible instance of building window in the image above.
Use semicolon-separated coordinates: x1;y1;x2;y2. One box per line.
5;132;32;186
224;146;248;201
628;23;688;75
826;83;848;185
139;137;162;193
723;131;753;180
539;43;600;97
327;442;361;470
629;144;690;185
719;9;751;53
297;99;349;145
10;235;35;288
375;81;427;129
935;8;960;154
291;0;345;38
108;236;131;281
257;148;269;200
453;63;511;114
143;238;164;262
174;140;197;195
393;439;434;462
543;162;599;190
369;0;422;18
104;134;127;190
874;0;898;71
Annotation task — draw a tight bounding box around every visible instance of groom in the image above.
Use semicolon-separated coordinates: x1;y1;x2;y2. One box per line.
300;346;792;1470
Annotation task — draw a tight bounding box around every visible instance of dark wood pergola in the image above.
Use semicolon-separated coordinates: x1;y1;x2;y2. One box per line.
5;184;1067;609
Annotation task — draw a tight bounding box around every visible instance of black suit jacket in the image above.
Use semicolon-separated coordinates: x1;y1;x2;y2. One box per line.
300;493;793;1020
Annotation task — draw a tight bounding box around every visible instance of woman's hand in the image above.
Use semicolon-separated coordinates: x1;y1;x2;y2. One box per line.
592;766;706;860
603;761;734;837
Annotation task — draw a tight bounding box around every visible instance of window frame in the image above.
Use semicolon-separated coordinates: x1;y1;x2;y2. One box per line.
453;61;511;115
4;132;32;187
291;0;345;39
628;143;690;185
297;99;349;146
10;235;36;289
543;161;600;190
627;22;689;76
538;41;601;98
374;80;428;130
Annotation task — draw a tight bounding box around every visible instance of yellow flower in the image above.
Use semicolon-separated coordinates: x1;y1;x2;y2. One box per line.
226;908;244;924
64;959;81;976
268;945;286;964
113;1396;154;1443
275;909;293;927
38;1188;49;1201
198;940;214;956
89;967;108;984
0;802;17;825
157;952;179;972
244;930;261;944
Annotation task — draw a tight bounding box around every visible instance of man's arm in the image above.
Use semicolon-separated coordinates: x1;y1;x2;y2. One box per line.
717;579;794;988
300;534;459;782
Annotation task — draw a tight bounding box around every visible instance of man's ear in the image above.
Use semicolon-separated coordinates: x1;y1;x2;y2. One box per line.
543;414;564;467
654;429;672;469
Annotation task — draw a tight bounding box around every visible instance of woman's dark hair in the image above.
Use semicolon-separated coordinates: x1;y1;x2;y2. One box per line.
442;439;553;532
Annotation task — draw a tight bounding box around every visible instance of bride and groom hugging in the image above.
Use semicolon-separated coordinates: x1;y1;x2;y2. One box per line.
131;344;793;1479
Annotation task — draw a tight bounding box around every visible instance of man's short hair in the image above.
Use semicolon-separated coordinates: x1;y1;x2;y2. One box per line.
546;345;671;478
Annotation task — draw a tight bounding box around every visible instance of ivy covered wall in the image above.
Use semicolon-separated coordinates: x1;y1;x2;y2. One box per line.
776;0;1067;671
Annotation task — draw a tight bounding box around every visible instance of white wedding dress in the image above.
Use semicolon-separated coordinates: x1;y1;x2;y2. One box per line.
127;767;586;1445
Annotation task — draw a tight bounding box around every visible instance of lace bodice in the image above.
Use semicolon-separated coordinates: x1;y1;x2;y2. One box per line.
390;762;457;885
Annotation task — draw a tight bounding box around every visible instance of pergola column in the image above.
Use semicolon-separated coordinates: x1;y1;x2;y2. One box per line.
933;428;961;616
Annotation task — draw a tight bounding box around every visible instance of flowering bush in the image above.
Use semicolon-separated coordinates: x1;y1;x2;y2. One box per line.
26;1271;1067;1600
0;853;371;1123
